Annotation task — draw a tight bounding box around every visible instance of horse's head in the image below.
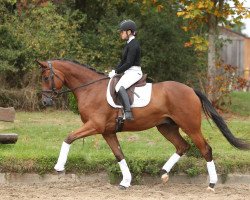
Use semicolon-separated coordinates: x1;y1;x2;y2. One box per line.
36;60;65;106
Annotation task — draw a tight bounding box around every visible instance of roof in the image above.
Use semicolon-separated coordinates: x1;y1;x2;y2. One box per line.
219;26;250;39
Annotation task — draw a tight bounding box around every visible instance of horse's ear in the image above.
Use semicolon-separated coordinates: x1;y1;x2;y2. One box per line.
35;60;47;68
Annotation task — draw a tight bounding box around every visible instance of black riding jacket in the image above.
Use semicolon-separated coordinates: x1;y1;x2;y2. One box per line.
115;38;141;74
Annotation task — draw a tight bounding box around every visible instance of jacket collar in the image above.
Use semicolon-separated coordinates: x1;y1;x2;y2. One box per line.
127;35;135;43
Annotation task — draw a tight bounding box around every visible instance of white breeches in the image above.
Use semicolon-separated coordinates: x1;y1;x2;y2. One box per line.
115;66;142;92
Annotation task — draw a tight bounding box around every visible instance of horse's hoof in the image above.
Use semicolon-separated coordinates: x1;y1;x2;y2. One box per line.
54;167;65;174
54;169;65;174
161;173;169;184
57;170;65;174
54;165;65;172
206;186;215;193
118;185;128;190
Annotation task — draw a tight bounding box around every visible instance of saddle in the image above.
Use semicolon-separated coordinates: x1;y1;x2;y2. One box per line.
110;74;147;106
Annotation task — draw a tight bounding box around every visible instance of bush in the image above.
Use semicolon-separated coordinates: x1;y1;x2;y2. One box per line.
1;2;86;84
0;87;39;110
0;1;88;110
68;93;79;114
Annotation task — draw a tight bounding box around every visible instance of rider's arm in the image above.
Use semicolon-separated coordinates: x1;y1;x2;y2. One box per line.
115;43;137;74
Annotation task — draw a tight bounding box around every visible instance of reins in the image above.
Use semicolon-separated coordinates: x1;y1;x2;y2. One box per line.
41;61;109;97
58;77;109;95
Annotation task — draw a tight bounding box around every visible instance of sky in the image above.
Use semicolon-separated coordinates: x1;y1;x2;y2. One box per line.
241;0;250;37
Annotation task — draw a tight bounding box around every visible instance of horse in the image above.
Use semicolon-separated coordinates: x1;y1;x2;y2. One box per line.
37;59;250;191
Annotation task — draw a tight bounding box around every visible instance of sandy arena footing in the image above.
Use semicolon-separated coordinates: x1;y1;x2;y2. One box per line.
0;172;249;200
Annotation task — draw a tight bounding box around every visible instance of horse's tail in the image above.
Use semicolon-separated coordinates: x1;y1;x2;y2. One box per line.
194;89;250;150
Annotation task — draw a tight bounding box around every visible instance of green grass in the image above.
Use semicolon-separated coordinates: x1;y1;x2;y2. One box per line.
0;109;249;179
229;91;250;116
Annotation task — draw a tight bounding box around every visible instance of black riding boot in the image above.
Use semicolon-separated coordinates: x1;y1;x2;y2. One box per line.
117;86;134;120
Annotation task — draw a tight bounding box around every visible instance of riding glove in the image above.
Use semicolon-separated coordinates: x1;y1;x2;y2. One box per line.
108;70;116;78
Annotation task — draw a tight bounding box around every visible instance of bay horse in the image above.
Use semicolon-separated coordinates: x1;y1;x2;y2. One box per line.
37;59;250;191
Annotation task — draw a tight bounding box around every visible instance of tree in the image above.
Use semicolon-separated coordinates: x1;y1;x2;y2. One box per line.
70;0;202;82
176;0;250;102
0;0;206;109
0;0;87;90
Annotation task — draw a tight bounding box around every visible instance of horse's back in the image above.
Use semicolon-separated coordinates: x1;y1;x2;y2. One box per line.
151;80;201;113
152;81;196;97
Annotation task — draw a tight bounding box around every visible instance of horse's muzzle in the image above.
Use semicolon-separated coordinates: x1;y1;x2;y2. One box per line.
42;97;54;107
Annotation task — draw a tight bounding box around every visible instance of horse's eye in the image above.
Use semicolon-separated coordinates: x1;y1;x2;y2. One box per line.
43;77;49;82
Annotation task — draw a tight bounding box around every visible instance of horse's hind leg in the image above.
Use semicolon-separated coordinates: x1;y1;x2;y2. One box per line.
157;123;190;183
187;129;218;191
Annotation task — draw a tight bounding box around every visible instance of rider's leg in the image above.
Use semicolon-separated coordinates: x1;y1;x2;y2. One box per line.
117;86;134;120
115;69;142;92
115;69;142;120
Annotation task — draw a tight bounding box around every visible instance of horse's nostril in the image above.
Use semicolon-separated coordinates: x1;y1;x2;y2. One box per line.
42;99;48;106
42;98;54;107
42;100;47;106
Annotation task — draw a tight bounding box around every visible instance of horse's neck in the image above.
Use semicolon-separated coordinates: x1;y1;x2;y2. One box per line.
60;63;102;87
58;62;106;97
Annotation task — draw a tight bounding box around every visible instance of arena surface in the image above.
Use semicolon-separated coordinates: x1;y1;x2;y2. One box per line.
0;178;249;200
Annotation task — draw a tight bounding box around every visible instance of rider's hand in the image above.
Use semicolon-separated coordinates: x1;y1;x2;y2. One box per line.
108;70;116;78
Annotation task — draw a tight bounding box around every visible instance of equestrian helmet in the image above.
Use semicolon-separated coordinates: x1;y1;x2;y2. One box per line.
119;20;136;32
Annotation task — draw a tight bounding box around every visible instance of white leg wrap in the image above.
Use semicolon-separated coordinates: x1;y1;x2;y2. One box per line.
54;141;71;171
162;153;181;173
118;159;132;188
207;160;218;184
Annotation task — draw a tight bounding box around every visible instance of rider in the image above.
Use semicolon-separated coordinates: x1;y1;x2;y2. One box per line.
109;19;142;120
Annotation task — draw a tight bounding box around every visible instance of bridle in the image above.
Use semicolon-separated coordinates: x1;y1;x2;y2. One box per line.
41;61;109;99
41;61;64;98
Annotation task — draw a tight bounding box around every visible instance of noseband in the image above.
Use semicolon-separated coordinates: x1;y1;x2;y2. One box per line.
41;61;109;99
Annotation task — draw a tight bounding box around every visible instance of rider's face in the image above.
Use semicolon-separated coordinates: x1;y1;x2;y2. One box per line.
120;31;127;40
120;30;131;40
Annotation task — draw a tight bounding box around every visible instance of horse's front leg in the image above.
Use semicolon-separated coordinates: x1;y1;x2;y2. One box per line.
54;121;97;172
102;133;132;189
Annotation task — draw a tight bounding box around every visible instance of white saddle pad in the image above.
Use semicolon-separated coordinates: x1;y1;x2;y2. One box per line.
106;78;152;108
